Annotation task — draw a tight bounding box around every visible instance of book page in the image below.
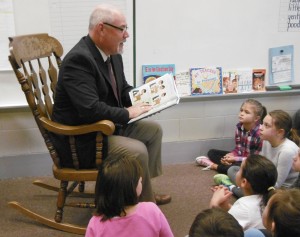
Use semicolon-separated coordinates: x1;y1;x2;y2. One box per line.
129;73;178;106
128;73;180;123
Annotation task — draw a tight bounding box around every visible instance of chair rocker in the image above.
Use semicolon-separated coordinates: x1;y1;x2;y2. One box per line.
7;33;115;235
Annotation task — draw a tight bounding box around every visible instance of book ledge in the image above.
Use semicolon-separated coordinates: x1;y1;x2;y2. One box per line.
180;89;300;102
1;89;300;111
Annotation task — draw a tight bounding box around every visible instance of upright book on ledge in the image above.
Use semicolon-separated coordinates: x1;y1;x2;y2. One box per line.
128;73;180;124
190;67;223;95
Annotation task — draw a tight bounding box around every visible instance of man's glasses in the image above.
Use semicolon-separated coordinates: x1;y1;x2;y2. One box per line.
103;22;128;33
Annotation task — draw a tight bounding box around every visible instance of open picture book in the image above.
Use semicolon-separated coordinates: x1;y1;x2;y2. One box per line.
128;73;180;124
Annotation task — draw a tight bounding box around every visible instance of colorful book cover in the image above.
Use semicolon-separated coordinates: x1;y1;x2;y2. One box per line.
222;69;253;94
252;69;266;91
222;69;238;94
190;67;223;95
142;64;175;84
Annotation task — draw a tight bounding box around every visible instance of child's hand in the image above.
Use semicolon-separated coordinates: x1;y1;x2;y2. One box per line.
221;158;232;165
221;154;235;165
209;185;232;210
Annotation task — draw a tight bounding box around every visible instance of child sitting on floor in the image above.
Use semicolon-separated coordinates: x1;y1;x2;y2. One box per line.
209;154;277;231
226;109;300;198
85;155;174;237
246;188;300;237
196;99;266;174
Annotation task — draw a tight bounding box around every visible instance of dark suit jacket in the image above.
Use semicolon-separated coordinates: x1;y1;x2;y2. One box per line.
51;35;133;168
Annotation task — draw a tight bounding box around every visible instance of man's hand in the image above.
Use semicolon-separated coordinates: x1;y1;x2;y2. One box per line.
126;103;153;119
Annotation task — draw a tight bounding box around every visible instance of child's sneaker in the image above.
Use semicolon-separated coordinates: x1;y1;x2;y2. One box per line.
195;156;213;170
213;174;233;187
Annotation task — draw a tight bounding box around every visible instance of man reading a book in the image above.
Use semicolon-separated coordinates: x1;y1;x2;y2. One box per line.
51;4;171;205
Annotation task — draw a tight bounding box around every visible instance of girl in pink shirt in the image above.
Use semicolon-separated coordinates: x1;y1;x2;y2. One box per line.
85;155;174;237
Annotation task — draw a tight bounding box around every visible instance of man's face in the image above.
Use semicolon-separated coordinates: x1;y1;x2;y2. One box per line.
102;13;129;55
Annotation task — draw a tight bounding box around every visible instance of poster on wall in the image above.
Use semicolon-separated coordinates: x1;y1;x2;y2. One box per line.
269;45;294;84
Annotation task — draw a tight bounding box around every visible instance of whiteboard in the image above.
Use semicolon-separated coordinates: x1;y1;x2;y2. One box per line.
0;0;15;70
0;0;133;107
1;0;300;107
135;0;300;86
49;0;133;84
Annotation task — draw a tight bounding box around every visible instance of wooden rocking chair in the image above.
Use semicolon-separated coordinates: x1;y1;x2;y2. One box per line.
7;33;115;235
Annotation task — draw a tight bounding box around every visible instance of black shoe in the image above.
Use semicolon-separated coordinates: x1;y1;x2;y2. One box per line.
154;194;172;205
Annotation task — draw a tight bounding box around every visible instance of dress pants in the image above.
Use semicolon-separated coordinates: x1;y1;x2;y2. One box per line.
107;120;162;202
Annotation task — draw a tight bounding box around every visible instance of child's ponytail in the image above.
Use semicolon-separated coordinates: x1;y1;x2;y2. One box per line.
289;128;300;146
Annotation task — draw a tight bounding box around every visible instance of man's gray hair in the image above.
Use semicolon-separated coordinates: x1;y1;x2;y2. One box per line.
89;4;120;30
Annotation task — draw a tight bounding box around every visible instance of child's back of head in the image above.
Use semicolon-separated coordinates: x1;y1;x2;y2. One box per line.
94;155;142;221
241;154;277;206
189;208;244;237
263;188;300;237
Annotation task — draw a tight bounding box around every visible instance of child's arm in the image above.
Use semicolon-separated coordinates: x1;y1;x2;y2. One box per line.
275;149;295;187
209;186;233;211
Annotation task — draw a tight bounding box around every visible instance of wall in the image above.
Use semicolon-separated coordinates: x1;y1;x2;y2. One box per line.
1;0;300;178
135;0;300;86
0;0;133;107
1;92;300;178
2;0;300;106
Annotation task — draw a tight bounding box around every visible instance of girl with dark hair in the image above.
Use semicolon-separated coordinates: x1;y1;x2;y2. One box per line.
188;208;244;237
85;155;174;237
210;154;277;231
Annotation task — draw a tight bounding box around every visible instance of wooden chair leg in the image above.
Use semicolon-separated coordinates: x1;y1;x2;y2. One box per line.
79;181;85;193
55;180;68;223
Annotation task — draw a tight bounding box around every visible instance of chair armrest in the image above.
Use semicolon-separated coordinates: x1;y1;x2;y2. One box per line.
38;117;115;136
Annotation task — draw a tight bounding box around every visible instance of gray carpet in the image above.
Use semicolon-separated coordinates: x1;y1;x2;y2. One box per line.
1;162;216;237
